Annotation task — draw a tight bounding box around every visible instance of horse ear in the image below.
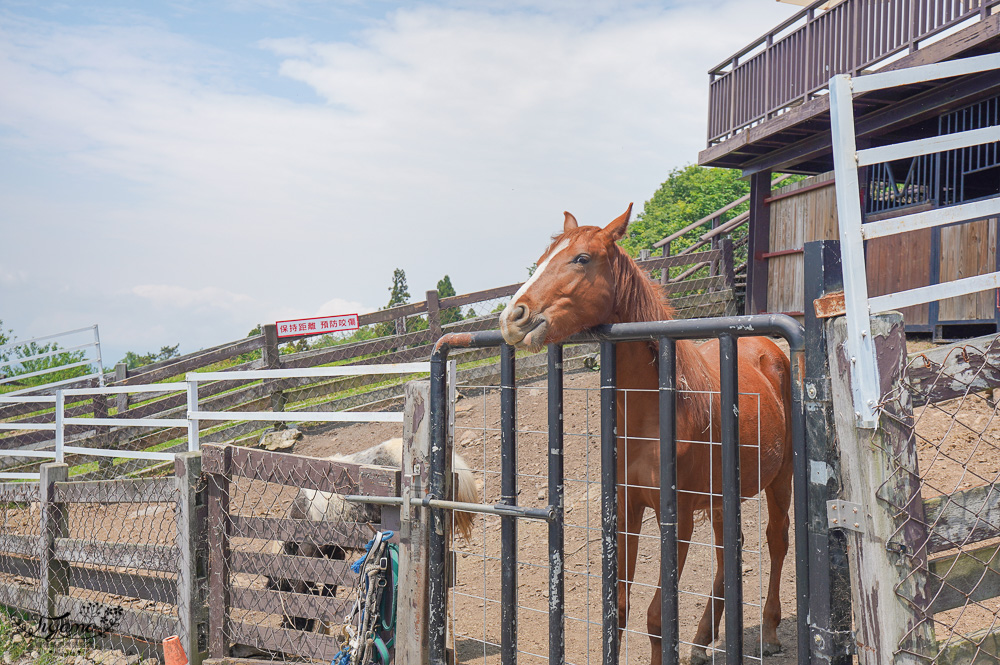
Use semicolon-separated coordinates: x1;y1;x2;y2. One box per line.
563;212;578;233
603;203;633;241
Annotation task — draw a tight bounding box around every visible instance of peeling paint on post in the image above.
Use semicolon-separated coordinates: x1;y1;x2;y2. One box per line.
828;313;936;663
398;380;431;665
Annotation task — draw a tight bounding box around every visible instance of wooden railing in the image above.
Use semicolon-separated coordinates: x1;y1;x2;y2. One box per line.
707;0;1000;145
0;281;606;477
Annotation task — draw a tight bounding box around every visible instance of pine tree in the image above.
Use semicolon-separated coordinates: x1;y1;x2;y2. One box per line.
436;275;462;324
386;268;410;308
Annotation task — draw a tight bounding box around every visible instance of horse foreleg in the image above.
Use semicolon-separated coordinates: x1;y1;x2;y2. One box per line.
616;495;645;648
762;473;792;656
647;500;695;665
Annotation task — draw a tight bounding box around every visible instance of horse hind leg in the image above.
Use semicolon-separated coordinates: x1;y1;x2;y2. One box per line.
762;471;792;656
690;512;730;665
646;500;695;665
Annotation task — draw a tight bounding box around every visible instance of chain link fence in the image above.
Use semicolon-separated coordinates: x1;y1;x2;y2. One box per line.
858;332;1000;664
201;439;400;662
635;241;740;321
0;463;194;665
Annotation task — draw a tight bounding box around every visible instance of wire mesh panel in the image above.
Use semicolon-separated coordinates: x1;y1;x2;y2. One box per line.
202;443;400;662
451;354;600;664
448;343;790;665
52;477;184;656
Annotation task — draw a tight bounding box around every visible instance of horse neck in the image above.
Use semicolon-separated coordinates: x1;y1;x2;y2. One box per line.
608;248;715;400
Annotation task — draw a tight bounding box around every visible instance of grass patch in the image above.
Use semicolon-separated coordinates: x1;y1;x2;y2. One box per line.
0;605;95;664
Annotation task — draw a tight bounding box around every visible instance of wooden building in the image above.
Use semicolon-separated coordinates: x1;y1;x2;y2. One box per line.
699;0;1000;338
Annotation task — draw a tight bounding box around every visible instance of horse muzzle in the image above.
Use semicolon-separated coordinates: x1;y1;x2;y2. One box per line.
499;304;549;352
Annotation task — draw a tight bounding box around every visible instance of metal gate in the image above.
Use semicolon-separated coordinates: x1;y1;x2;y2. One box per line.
427;315;806;665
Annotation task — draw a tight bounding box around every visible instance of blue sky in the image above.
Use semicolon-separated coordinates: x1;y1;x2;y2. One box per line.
0;0;796;363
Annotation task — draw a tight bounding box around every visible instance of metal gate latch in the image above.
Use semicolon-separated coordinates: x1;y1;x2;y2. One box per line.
827;500;864;533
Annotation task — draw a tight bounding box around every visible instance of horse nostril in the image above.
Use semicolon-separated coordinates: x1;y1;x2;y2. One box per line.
513;305;530;325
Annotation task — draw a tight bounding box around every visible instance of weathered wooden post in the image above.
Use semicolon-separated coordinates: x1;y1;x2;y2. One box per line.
397;381;431;665
720;236;736;314
661;241;672;285
91;389;114;474
426;290;443;342
39;462;69;620
114;362;129;414
204;445;232;659
175;451;207;665
261;324;286;429
828;312;936;663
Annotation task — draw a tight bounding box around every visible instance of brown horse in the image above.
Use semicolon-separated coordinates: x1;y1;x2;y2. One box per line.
498;205;793;665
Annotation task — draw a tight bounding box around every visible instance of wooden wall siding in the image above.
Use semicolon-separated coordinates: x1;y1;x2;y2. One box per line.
938;218;998;322
767;172;838;313
866;229;933;326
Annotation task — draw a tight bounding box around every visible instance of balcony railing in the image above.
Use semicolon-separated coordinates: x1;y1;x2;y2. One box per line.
707;0;1000;146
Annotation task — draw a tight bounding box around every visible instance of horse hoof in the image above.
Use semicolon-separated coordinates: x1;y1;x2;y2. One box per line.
762;640;783;657
689;646;712;665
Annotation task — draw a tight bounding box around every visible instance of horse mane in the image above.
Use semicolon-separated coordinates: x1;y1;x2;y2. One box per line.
609;246;676;324
609;246;716;414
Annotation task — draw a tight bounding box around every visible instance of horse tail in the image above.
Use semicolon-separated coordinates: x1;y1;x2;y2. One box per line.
452;453;479;543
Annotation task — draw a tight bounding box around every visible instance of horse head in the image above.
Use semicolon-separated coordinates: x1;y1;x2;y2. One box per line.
499;204;633;351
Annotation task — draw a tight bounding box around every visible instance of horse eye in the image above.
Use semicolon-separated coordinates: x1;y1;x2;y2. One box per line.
573;254;590;265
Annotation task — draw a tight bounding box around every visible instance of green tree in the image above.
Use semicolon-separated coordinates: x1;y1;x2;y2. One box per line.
377;268;412;338
0;321;94;388
436;275;462;325
0;319;13;368
386;268;410;308
119;344;180;370
620;165;752;258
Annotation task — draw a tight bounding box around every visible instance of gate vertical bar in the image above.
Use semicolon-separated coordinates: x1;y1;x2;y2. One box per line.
600;341;619;665
804;240;853;664
659;337;679;665
500;344;518;665
786;314;810;665
548;344;565;665
429;350;449;665
719;334;743;665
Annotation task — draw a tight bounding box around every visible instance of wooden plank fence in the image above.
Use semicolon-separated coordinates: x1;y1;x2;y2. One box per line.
0;454;206;663
201;443;401;662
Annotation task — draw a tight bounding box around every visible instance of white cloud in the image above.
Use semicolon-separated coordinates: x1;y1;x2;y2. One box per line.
131;285;253;311
315;297;375;317
0;266;27;286
0;1;795;356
